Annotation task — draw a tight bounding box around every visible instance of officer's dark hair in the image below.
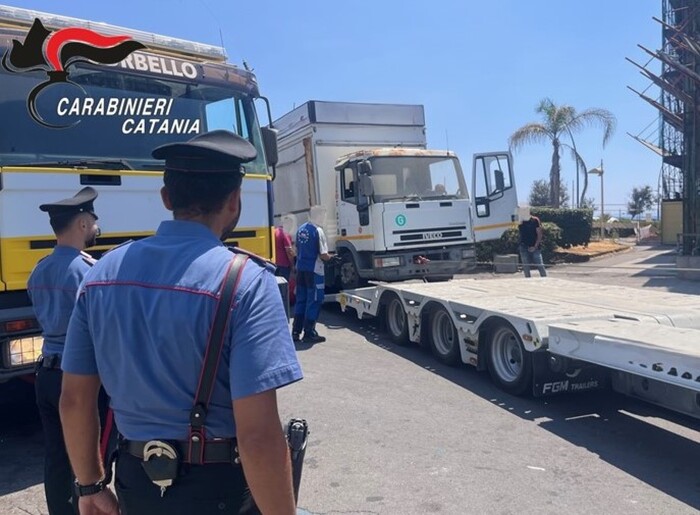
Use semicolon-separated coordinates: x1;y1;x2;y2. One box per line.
163;169;242;217
49;214;79;235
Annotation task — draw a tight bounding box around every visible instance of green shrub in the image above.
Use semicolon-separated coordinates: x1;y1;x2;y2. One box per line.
476;222;562;264
531;208;592;248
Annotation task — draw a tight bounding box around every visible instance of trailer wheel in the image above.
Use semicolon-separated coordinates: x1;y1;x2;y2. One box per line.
382;293;409;345
486;321;532;396
429;308;460;365
340;252;366;290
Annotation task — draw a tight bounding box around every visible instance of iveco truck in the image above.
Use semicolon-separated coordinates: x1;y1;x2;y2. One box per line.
273;100;517;290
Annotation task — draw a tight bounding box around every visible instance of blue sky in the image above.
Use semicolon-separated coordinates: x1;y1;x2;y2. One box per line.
7;0;662;216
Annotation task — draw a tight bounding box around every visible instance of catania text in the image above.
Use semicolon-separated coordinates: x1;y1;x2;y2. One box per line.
56;97;200;134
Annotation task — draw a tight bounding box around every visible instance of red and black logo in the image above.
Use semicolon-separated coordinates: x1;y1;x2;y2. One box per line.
1;18;145;128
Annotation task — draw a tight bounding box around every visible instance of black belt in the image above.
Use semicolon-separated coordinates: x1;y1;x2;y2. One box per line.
121;438;240;465
40;354;61;370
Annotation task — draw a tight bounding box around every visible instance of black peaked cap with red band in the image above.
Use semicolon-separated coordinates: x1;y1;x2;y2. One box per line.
39;186;99;221
152;130;257;175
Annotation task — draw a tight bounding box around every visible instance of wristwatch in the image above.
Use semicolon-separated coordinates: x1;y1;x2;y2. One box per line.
74;476;108;497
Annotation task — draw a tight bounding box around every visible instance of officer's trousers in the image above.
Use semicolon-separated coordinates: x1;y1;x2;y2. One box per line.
36;364;114;515
293;271;324;335
35;366;77;515
115;452;260;514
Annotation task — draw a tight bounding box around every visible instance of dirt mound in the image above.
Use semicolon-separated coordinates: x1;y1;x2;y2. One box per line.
552;241;631;263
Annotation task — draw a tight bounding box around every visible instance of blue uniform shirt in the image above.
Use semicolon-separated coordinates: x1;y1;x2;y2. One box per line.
62;220;303;440
27;245;92;357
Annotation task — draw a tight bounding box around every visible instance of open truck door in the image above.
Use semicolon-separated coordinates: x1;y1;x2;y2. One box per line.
471;152;518;242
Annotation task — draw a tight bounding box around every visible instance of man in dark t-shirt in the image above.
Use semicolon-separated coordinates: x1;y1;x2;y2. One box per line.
518;208;547;277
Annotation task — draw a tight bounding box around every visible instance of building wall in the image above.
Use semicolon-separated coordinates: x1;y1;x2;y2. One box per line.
661;199;683;245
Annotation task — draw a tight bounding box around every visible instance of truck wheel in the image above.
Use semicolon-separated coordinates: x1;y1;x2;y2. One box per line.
486;321;533;396
340;253;366;290
429;308;460;365
383;293;409;345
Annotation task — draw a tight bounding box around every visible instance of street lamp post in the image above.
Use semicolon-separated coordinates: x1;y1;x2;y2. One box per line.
588;161;604;240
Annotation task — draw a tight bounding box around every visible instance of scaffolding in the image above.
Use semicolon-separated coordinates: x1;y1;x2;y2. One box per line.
660;0;688;200
629;0;700;254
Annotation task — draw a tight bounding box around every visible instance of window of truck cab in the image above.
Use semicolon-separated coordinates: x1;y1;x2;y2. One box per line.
369;156;468;202
341;167;357;204
0;63;267;174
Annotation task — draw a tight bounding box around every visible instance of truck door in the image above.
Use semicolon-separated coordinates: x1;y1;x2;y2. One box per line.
471;152;518;242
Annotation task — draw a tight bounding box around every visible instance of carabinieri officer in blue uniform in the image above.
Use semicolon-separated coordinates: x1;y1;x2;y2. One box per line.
60;130;303;515
28;186;101;515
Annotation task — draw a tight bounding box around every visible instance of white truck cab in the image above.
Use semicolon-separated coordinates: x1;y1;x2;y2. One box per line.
334;147;475;287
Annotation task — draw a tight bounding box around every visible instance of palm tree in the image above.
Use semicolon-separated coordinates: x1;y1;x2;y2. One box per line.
509;98;616;208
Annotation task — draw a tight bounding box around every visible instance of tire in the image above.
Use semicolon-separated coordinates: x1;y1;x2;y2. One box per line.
382;293;409;345
340;252;367;290
486;320;533;396
428;308;460;365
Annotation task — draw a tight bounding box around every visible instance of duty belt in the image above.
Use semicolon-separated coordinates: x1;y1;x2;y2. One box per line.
40;354;61;370
121;438;240;465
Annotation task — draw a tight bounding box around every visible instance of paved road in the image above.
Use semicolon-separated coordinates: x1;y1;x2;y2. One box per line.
1;244;699;514
548;243;700;295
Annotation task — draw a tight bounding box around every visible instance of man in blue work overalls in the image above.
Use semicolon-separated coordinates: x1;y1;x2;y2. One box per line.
292;205;332;344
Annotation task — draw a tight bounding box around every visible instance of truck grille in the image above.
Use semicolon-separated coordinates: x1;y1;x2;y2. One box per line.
392;225;467;247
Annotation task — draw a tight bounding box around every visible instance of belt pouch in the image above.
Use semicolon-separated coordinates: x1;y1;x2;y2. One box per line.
140;440;180;490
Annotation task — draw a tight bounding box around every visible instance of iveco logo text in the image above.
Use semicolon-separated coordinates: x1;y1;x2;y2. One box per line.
423;232;443;240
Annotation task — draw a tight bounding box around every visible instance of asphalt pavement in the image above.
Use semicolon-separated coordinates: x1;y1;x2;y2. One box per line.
1;243;698;514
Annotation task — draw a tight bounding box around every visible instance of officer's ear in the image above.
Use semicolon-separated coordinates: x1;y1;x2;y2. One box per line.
226;188;241;214
77;213;89;231
161;186;173;211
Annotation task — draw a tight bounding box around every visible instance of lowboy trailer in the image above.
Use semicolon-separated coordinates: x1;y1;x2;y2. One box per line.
335;277;700;419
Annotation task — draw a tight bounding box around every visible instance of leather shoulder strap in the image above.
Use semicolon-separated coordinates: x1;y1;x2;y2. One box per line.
188;253;248;462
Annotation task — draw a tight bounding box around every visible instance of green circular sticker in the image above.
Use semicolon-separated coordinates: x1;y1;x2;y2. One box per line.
395;214;406;226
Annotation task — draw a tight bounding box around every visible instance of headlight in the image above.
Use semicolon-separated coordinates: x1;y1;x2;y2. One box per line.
374;256;401;268
6;336;43;367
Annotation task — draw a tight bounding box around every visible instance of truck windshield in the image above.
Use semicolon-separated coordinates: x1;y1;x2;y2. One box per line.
369;156;468;202
0;63;268;174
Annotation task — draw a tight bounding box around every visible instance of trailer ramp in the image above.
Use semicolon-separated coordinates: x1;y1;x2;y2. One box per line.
549;320;700;418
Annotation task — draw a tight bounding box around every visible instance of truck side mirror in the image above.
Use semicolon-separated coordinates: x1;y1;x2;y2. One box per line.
357;176;371;227
261;126;279;168
358;208;370;226
358;174;374;196
358;160;372;175
355;161;372;226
